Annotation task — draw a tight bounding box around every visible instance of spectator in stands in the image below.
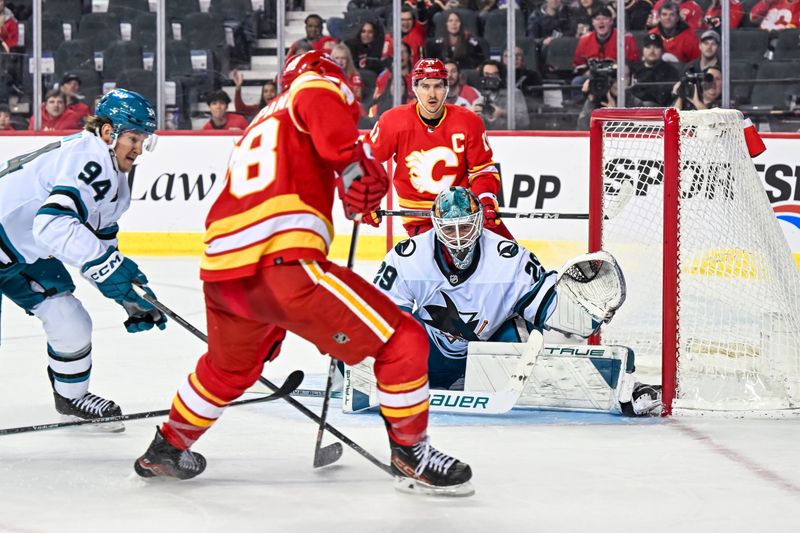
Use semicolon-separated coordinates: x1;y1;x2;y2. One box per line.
231;69;277;120
622;0;655;30
671;64;721;109
528;0;573;68
472;59;530;130
201;90;249;131
425;11;485;70
28;89;83;131
0;0;18;53
682;29;719;74
388;5;427;65
59;73;91;125
648;0;704;30
370;42;414;118
749;0;800;31
570;0;603;33
502;45;542;98
346;20;388;75
702;0;744;31
630;33;679;105
288;14;338;57
577;63;641;129
573;7;640;76
444;59;480;106
649;2;700;63
0;103;13;130
331;43;365;103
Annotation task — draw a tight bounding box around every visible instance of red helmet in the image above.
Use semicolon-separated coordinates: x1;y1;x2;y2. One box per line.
411;58;448;85
281;50;347;91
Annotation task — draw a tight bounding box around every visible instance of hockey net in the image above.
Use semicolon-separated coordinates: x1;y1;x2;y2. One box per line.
589;108;800;416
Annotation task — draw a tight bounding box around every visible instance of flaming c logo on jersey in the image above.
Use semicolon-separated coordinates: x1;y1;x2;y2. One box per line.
405;147;458;194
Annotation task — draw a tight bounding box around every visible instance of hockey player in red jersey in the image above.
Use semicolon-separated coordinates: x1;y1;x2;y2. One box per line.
364;57;513;240
134;51;473;496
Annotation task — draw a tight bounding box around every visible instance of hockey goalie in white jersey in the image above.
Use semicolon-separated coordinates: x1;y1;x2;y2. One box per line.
350;186;662;416
0;89;166;428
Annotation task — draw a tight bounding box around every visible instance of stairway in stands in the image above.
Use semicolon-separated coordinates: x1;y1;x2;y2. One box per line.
222;0;347;105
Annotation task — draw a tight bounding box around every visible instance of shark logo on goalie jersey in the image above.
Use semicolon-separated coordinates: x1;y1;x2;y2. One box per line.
422;292;481;342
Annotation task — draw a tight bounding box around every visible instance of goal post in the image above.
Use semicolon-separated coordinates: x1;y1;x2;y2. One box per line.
589;108;800;416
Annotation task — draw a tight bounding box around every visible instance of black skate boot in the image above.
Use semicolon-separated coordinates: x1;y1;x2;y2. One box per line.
621;383;663;416
134;427;207;480
53;391;125;432
390;436;474;496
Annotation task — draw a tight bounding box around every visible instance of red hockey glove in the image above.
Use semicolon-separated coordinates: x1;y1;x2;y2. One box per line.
361;210;383;227
337;144;389;219
477;192;500;226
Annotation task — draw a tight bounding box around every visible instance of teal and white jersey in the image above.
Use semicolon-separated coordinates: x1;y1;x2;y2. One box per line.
374;229;558;358
0;131;127;268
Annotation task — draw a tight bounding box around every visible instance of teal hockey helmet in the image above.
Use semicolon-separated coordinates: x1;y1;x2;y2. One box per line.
95;89;157;149
431;186;484;269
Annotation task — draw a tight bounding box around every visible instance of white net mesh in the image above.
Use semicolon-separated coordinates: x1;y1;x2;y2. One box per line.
598;109;800;415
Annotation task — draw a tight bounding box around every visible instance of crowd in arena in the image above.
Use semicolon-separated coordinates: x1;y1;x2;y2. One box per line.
0;0;798;131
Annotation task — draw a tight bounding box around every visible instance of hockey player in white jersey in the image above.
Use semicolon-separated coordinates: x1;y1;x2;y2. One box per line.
374;186;556;389
0;89;166;426
374;187;662;414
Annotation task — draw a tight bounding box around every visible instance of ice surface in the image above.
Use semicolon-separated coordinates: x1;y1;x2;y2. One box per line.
1;258;798;533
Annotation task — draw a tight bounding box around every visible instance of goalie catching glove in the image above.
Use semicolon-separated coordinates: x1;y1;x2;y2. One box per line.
547;251;626;338
81;247;167;333
337;142;389;220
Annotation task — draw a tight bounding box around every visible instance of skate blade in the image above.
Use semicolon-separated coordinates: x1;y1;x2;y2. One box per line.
393;476;475;497
61;415;125;433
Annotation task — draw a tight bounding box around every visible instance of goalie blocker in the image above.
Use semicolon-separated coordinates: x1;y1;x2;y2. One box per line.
343;342;662;416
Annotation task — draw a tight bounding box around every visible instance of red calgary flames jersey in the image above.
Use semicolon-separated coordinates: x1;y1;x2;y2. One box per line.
200;73;361;281
366;102;500;227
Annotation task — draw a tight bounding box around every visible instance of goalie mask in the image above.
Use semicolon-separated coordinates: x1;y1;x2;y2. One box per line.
432;187;483;270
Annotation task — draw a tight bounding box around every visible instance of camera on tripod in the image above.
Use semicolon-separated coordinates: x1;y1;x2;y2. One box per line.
587;58;617;100
679;71;713;100
479;75;502;116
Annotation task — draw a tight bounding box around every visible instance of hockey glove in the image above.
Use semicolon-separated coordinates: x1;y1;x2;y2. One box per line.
337;143;389;219
477;192;500;226
122;285;168;333
82;247;154;309
361;210;383;227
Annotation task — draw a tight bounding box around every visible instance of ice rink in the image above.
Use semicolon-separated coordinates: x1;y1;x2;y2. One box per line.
1;257;798;533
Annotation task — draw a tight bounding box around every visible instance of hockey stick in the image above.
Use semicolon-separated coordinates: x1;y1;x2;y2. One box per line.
377;209;590;220
133;285;394;477
312;222;360;468
0;371;304;436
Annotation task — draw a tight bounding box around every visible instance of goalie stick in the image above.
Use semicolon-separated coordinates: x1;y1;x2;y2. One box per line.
132;284;394;477
0;371;304;436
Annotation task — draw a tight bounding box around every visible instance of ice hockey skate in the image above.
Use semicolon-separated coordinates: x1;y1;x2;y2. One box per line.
53;391;125;432
134;427;207;480
390;436;474;496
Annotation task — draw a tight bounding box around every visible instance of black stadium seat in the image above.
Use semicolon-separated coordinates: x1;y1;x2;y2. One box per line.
43;0;82;23
545;36;578;77
103;40;144;79
55;39;94;78
774;29;800;60
78;13;122;51
730;29;769;63
108;0;150;12
114;68;156;104
749;60;800;109
166;0;201;22
181;12;226;50
132;12;157;51
209;0;252;21
482;9;525;55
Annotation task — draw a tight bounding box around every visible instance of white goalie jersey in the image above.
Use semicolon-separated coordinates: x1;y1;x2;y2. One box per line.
0;131;128;267
374;229;558;358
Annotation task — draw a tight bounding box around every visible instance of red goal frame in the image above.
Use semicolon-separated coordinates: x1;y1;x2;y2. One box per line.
588;108;681;416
